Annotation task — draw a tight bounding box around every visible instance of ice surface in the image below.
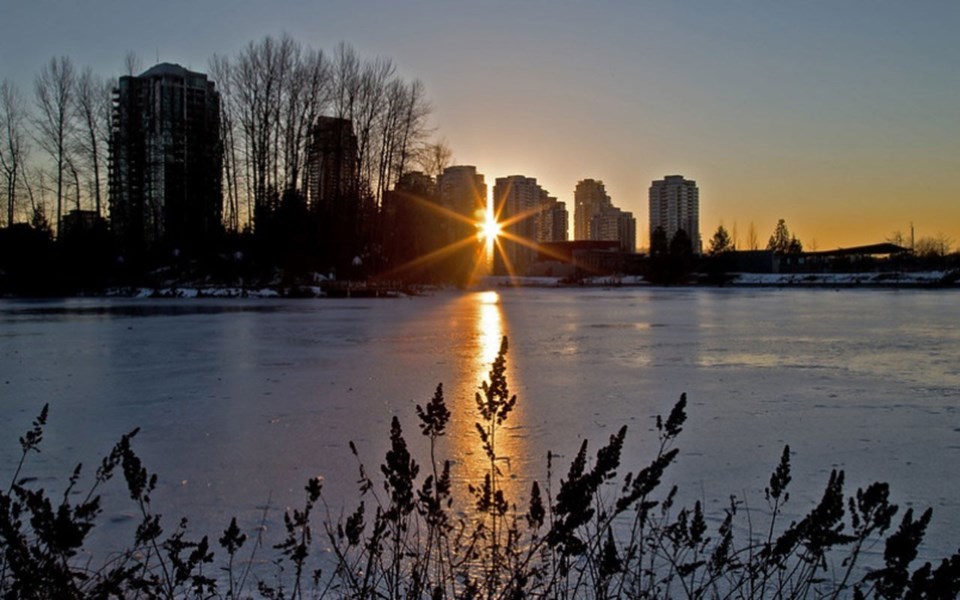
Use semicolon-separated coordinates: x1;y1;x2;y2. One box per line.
1;288;958;562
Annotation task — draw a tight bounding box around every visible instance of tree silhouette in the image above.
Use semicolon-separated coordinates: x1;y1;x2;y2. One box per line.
787;235;803;254
73;68;110;217
649;225;668;256
747;221;759;250
708;224;733;255
1;80;29;227
646;227;695;284
416;139;453;179
767;218;803;254
669;228;692;257
33;56;76;235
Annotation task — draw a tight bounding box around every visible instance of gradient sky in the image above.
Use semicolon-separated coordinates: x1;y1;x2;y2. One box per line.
2;0;958;249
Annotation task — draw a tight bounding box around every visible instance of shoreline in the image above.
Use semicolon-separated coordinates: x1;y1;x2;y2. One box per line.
482;270;959;290
1;270;957;300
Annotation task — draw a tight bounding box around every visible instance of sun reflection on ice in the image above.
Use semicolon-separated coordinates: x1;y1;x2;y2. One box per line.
449;290;529;515
478;290;502;366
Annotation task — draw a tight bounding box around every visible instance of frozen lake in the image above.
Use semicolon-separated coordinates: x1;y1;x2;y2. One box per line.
1;288;958;562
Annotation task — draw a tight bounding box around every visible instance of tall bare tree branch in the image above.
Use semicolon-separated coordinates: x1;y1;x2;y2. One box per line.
73;67;110;216
33;56;76;235
0;79;29;226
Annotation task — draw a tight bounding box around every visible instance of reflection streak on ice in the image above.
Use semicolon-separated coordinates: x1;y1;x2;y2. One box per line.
448;291;528;513
478;291;501;367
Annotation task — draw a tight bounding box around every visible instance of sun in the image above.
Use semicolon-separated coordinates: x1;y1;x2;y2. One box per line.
477;209;502;243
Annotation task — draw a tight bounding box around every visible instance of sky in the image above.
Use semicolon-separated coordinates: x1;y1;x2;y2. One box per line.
2;0;958;250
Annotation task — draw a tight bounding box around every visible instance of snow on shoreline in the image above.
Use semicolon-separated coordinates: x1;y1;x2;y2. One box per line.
484;271;957;289
115;286;288;299
82;270;960;299
729;271;954;287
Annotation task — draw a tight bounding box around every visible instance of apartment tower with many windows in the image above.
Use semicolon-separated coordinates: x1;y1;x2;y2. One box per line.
109;63;222;255
574;179;610;241
574;178;635;252
492;175;567;275
649;175;700;254
436;165;487;283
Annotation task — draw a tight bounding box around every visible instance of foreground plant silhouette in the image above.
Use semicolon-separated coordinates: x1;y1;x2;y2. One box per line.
2;337;958;598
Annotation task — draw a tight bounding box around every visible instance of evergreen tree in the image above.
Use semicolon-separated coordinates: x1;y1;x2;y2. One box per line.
649;225;668;256
669;228;692;257
708;224;733;255
767;218;793;254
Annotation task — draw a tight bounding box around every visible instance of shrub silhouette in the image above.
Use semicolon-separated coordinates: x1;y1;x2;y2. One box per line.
2;337;959;598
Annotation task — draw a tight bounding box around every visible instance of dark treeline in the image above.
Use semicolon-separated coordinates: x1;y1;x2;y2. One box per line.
0;35;468;295
643;220;959;286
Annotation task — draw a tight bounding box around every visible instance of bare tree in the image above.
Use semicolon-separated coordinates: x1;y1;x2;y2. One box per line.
398;80;432;175
886;230;906;248
124;51;142;77
1;79;29;227
746;221;759;251
352;55;394;199
215;35;432;240
375;79;406;198
377;78;430;197
914;234;953;258
266;35;296;196
231;35;287;214
33;56;76;235
73;67;111;216
212;34;335;230
332;42;361;123
210;54;241;231
25;165;48;230
66;153;82;212
280;43;332;194
330;44;431;202
417;139;453;179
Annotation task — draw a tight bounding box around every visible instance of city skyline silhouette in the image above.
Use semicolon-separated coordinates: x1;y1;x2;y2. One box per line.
2;1;958;250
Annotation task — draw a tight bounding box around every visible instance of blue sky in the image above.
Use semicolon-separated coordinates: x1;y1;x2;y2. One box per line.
2;0;958;248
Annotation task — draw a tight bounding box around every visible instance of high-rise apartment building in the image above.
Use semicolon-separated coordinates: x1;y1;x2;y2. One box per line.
618;210;637;253
574;178;634;252
574;179;611;241
492;175;570;275
305;116;359;214
382;171;437;276
590;206;636;253
493;175;541;274
304;116;363;273
648;175;700;254
109;63;222;254
437;165;486;223
538;197;569;244
436;166;487;283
